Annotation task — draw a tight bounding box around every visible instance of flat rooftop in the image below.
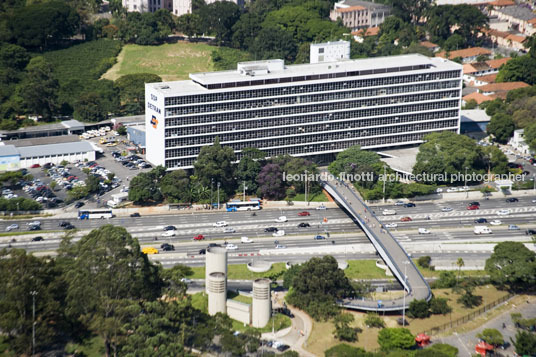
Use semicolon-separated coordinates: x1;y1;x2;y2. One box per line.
377;147;420;175
148;54;461;96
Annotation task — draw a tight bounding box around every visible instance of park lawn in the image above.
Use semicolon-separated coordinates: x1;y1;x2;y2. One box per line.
190;292;208;313
344;260;392;280
232;313;291;334
229;292;253;305
291;192;329;202
189;262;287;280
305;285;509;355
102;42;215;81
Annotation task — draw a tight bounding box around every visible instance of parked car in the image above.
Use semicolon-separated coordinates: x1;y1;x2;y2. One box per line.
298;211;310;216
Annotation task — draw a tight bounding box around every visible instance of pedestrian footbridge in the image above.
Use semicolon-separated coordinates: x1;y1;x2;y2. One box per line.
320;174;432;312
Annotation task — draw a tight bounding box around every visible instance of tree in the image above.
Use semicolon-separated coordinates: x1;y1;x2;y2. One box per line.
333;313;360;342
231;12;263;50
457;284;482;308
432;271;457;289
74;92;108;122
114;73;162;115
485;241;536;292
464;99;478;110
194;137;236;196
524;121;536;152
199;1;240;45
364;312;385;328
67;185;89;201
408;299;430;318
85;175;100;194
251;26;297;62
513;330;536;356
496;54;536;85
176;13;203;40
325;344;375;357
426;5;487;45
417;256;432;269
16;56;59;120
256;163;286;200
426;344;459;357
429;297;452;315
481;145;509;175
159;170;191;203
378;328;415;350
117;124;127;135
60;225;163;357
486;113;515;143
328;145;381;177
443;34;465;52
477;328;504;346
235;147;265;196
456;257;465;285
128;171;162;204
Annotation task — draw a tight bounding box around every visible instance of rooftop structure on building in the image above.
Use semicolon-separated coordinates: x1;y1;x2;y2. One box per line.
310;41;351;63
145;54;463;170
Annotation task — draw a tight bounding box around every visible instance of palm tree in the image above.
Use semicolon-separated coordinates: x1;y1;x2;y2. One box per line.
456;257;465;285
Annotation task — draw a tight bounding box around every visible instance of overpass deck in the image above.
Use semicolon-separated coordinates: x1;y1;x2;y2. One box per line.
320;175;432;312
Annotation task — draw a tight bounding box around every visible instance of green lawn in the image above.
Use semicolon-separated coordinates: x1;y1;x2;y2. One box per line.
232;313;292;334
189;262;287;280
228;291;253;305
291;192;329;202
102;42;215;81
190;292;208;313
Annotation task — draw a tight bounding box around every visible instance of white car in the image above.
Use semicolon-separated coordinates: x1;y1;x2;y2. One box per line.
6;224;19;232
162;230;176;237
273;230;285;237
27;221;41;226
441;207;453;212
446;187;458;193
225;244;238;250
316;205;327;210
180;278;192;284
241;236;253;243
418;228;430;234
223;227;236;233
394;201;405;206
385;223;398;228
213;221;228;227
497;209;511;216
275;216;287;223
436;188;443;193
275;244;287;249
490;220;502;226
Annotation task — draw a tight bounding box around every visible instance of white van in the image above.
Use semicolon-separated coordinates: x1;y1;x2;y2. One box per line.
382;209;396;215
241;236;253;243
418;228;430;234
273;230;285;237
474;226;492;234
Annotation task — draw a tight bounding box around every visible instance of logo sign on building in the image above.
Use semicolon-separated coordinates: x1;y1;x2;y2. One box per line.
150;115;158;129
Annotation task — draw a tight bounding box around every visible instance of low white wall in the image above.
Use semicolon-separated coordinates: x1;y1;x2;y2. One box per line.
226;299;251;325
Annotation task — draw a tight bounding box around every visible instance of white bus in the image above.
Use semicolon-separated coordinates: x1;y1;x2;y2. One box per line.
78;209;114;219
226;200;261;212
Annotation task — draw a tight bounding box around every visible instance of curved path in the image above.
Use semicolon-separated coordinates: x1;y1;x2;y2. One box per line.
320;174;432;311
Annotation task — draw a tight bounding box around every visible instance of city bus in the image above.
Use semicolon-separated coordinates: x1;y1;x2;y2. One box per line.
226;200;261;212
78;209;114;219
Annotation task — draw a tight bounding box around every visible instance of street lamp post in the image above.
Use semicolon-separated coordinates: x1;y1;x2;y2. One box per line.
243;181;247;202
402;261;409;327
382;165;387;203
304;170;308;206
210;179;214;210
31;290;38;356
465;167;469;199
217;182;220;210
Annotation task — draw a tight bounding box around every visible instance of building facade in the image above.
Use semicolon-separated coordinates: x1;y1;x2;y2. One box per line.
330;0;391;31
145;54;463;170
310;41;351;63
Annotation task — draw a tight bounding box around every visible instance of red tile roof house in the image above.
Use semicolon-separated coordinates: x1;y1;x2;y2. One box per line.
436;47;492;63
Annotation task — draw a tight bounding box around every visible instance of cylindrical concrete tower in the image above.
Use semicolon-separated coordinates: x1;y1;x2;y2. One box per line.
208;272;227;315
205;246;227;293
252;278;271;328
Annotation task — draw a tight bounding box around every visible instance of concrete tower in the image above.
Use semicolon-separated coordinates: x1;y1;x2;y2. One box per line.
251;278;271;328
208;272;227;315
206;246;227;293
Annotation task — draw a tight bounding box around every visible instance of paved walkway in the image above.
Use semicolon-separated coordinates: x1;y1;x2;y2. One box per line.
437;296;536;356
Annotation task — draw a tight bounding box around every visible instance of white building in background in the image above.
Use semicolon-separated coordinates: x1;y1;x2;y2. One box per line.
172;0;191;15
509;129;533;155
145;54;462;170
123;0;243;15
310;41;350;64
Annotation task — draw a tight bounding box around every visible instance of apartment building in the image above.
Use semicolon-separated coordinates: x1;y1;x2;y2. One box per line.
330;0;391;31
145;55;463;170
123;0;243;15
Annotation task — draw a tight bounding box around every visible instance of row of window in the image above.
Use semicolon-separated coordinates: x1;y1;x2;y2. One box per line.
164;96;460;128
164;129;457;169
164;81;460;116
164;70;461;106
22;152;87;160
164;119;458;157
164;109;459;138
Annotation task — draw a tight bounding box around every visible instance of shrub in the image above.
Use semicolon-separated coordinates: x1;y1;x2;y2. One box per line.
417;256;432;269
364;312;385;328
408;299;430;318
429;297;452;315
378;328;415;350
457;291;482;308
433;271;457;289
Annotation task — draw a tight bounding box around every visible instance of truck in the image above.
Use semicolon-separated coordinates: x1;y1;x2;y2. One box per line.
474;226;492;234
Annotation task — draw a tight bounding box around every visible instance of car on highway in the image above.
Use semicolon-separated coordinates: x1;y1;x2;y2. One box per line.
59;221;71;227
435;188;443;193
241;236;253;243
400;217;412;222
198;248;206;255
474;218;488;223
446;187;458;193
275;244;287;249
142;247;158;255
382;209;397;215
298;211;310;216
474;226;492;234
508;224;520;230
64;223;76;230
314;235;326;240
31;236;44;241
506;198;519;203
469;202;480;206
29;225;41;231
525;229;536;235
164;225;177;231
225;244;238;250
490;220;502;226
298;222;311;228
273;230;285;237
193;234;205;241
160;243;175;251
130;212;141;217
180;278;192;284
466;204;479;210
441;207;453;212
316;205;327;210
404;202;416;208
27;221;41;227
497;209;511;216
394;200;405;206
213;221;228;227
385;223;398;228
74;201;84;209
223;227;236;233
275;216;287;223
6;224;19;232
418;228;430;234
162;230;176;237
264;227;278;232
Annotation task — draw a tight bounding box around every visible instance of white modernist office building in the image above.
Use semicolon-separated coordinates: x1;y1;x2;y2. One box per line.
145;54;463;170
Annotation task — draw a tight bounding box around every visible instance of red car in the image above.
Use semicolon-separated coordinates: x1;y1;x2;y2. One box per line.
400;217;412;222
30;164;40;168
466;205;479;210
298;211;310;216
193;234;205;241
